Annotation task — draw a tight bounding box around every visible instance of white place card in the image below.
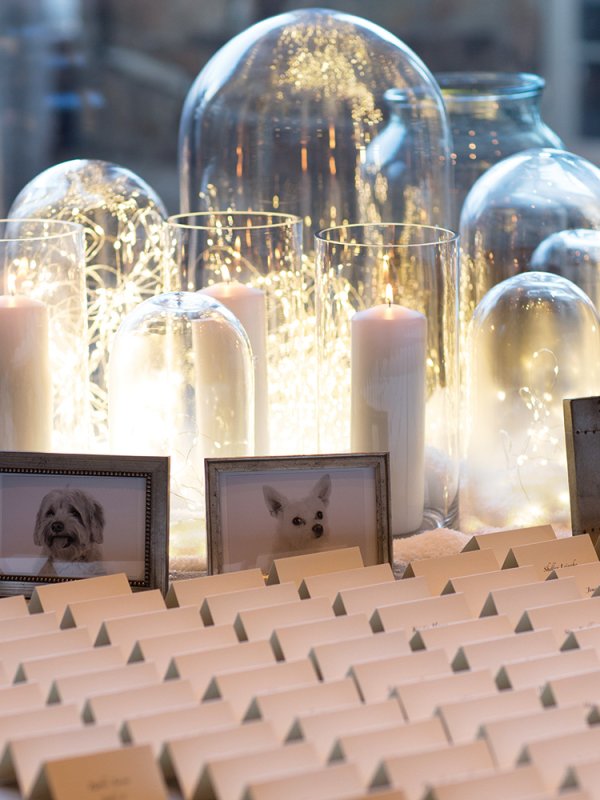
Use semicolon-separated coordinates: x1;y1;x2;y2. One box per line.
333;577;431;617
266;547;364;587
0;704;81;764
271;613;372;661
61;589;166;638
540;667;600;707
562;623;600;654
496;647;600;690
392;668;497;722
128;624;238;676
0;594;28;620
195;741;320;800
0;611;58;642
480;704;590;769
7;723;119;797
0;627;92;678
166;568;265;609
235;597;334;641
311;630;410;681
286;699;405;759
516;596;600;639
423;763;545;800
29;743;167;800
462;525;556;562
203;658;318;718
28;572;131;615
48;660;160;706
162;721;279;800
14;645;125;696
0;682;44;715
402;549;500;594
547;561;600;597
299;563;394;602
371;593;472;635
350;649;450;704
94;606;203;651
436;686;540;744
122;701;236;756
517;726;600;790
331;717;448;783
82;679;196;724
166;640;276;699
410;615;513;657
480;576;581;624
502;535;598;577
200;583;299;626
372;740;495;800
561;758;600;796
244;677;361;737
441;565;539;616
452;628;558;671
0;663;7;687
243;761;363;800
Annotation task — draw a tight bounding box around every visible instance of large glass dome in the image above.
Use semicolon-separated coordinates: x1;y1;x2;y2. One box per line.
179;7;452;249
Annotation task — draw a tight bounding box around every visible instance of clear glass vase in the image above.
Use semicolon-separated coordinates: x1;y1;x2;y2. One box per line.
530;228;600;311
316;223;459;537
108;291;254;574
178;8;452;251
0;218;88;452
8;159;176;449
438;72;563;230
462;271;600;532
168;211;308;455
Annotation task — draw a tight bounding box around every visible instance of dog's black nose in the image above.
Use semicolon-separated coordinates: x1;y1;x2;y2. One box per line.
312;524;323;538
50;521;64;533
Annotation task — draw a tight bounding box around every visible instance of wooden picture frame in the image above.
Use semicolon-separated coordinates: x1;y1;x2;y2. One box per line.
0;451;169;596
206;452;391;574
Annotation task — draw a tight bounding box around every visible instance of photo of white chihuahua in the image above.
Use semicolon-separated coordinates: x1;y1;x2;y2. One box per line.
263;474;332;552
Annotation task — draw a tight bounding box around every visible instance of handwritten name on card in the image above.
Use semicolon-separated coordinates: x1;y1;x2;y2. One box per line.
502;535;598;577
547;561;600;597
480;576;581;625
371;593;472;635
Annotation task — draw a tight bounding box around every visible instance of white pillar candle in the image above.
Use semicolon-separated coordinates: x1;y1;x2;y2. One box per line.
200;281;268;455
0;296;52;451
351;299;426;535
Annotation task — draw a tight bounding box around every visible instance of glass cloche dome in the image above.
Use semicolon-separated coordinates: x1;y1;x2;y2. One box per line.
179;7;452;250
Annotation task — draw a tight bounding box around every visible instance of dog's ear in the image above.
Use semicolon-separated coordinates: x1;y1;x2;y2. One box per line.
33;496;48;546
89;499;105;544
313;474;332;506
263;485;285;517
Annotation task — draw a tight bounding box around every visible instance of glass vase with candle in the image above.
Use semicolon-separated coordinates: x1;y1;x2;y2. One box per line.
316;223;459;537
168;211;305;456
8;159;176;448
108;291;254;575
0;218;88;452
462;271;600;533
437;72;562;230
178;8;452;252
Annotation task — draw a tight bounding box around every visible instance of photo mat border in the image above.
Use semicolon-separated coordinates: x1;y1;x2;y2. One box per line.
206;452;392;574
0;451;169;597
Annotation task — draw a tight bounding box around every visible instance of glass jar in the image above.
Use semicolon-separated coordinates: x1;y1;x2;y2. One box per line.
178;7;452;251
316;223;459;536
438;72;562;230
108;291;254;574
168;211;307;455
9;159;176;448
530;228;600;311
462;271;600;532
0;218;88;452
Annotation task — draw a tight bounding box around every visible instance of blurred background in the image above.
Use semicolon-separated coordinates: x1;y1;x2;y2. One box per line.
0;0;592;215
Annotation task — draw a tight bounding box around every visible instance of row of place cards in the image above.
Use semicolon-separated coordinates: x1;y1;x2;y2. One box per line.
0;528;599;799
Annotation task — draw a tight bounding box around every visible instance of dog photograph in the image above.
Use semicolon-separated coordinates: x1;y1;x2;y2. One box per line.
206;454;391;574
0;471;147;581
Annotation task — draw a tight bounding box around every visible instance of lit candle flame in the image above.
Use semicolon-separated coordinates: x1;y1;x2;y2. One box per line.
385;283;393;306
221;264;231;282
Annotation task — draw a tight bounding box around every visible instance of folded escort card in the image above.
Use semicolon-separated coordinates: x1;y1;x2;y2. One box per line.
452;629;559;671
234;597;334;641
266;547;364;587
271;613;372;661
410;615;513;657
0;704;82;770
333;576;430;617
441;565;539;616
128;624;238;676
350;649;450;704
402;549;499;594
495;647;599;691
1;627;92;678
0;611;58;643
517;726;600;791
299;563;394;601
480;576;581;625
200;582;299;626
547;561;600;597
48;660;160;706
310;629;410;681
0;593;28;620
28;572;131;615
391;668;497;722
242;762;363;800
515;595;600;639
370;592;472;635
166;568;265;609
82;679;196;725
60;589;166;638
94;606;204;651
461;525;555;562
540;667;600;707
14;645;125;696
422;763;545;800
502;534;598;577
